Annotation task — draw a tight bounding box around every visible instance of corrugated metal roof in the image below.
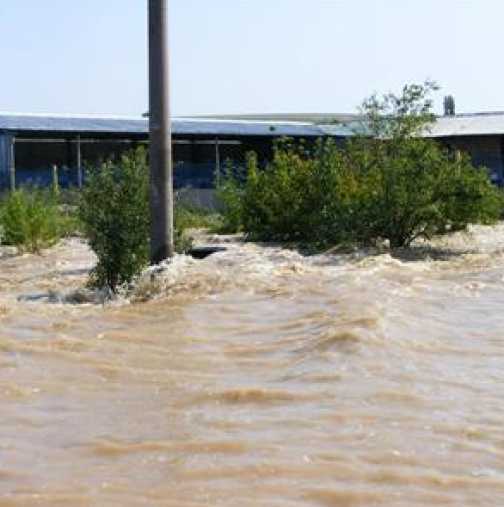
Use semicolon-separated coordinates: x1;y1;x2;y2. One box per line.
321;113;504;138
173;118;331;137
0;113;147;134
7;111;504;139
194;113;363;124
0;113;353;138
318;121;368;137
425;112;504;138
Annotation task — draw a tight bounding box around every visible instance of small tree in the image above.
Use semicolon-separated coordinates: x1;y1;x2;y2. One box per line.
79;149;151;291
217;81;503;249
238;142;343;246
346;81;503;246
217;139;354;248
79;148;196;291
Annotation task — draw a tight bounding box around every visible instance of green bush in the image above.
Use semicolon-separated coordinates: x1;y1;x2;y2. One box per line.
218;82;503;249
78;149;151;291
78;148;194;291
243;144;335;244
0;188;61;253
338;81;503;247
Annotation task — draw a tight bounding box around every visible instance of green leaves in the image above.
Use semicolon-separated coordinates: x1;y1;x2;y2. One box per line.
78;148;198;291
217;82;503;250
78;148;151;291
0;189;61;253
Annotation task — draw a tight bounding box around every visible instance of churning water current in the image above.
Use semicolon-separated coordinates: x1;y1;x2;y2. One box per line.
1;226;504;506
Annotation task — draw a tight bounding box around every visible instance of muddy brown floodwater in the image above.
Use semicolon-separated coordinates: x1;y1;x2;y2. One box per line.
1;227;504;506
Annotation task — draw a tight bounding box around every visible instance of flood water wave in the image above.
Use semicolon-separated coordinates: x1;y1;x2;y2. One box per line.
2;226;504;505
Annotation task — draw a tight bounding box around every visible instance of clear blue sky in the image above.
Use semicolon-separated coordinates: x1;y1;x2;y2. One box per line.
0;0;502;117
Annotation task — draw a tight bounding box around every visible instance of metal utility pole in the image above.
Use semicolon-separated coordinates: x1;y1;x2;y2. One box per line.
149;0;174;263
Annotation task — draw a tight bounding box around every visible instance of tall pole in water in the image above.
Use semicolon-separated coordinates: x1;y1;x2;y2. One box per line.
149;0;174;263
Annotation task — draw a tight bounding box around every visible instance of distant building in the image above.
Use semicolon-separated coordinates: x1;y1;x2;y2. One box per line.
1;110;504;198
222;111;504;185
0;113;349;205
424;112;504;185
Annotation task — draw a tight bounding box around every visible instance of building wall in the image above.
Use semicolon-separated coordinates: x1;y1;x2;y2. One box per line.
0;134;277;192
444;135;504;185
12;139;141;188
0;134;13;189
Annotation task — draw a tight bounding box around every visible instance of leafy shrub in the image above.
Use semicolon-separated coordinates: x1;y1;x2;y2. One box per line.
78;149;151;291
0;188;61;253
240;145;337;245
218;82;503;249
339;81;503;247
79;148;194;291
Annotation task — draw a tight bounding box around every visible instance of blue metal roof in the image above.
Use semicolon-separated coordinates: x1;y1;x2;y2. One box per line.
0;114;147;134
6;111;503;139
0;113;353;138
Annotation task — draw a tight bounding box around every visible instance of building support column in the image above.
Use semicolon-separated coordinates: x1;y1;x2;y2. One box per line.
499;135;504;187
76;136;83;189
52;164;59;195
9;137;16;191
0;134;10;190
215;137;221;185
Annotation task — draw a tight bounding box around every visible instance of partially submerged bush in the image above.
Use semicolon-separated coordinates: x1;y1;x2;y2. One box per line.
214;143;337;245
79;148;194;291
340;138;503;247
218;82;503;249
78;149;151;291
0;188;61;253
342;81;503;247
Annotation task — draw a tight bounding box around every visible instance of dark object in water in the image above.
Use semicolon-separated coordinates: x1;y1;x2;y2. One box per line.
189;246;227;260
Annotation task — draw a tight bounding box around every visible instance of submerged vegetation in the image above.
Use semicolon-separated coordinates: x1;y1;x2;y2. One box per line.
78;148;151;291
1;82;503;291
0;151;214;292
78;148;213;291
217;82;503;249
0;188;80;253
